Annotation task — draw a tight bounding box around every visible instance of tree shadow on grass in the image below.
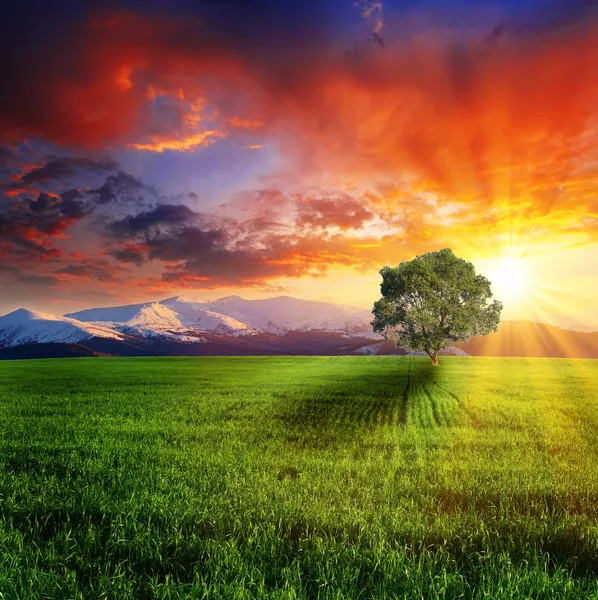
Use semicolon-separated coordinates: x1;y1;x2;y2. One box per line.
271;357;466;448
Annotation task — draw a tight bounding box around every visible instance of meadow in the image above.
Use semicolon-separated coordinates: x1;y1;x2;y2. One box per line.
1;356;598;599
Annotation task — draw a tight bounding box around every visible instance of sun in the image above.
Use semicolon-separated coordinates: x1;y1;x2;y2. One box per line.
487;256;529;301
484;254;531;304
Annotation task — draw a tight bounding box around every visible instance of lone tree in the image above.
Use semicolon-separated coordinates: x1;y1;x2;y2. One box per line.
371;249;502;365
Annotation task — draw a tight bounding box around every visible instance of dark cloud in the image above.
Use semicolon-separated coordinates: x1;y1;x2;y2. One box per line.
106;203;198;237
109;245;147;266
104;197;368;287
11;157;117;188
18;274;64;286
145;226;227;261
27;192;59;214
157;229;365;287
26;191;89;233
0;189;89;260
92;171;155;206
0;164;182;271
59;189;88;219
0;146;15;168
56;257;117;282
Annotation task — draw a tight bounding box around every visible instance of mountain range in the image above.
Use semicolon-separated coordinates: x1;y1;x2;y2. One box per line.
0;295;596;359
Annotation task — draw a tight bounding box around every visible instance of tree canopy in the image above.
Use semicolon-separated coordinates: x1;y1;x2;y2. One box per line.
371;249;502;365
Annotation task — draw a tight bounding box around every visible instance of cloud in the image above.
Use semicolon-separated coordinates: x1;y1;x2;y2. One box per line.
128;130;226;153
3;1;598;300
106;203;199;237
103;194;380;288
56;257;118;282
18;274;64;286
0;161;163;269
0;189;89;259
0;146;15;169
295;194;375;230
156;229;367;288
91;171;154;206
9;157;117;189
109;244;148;266
3;0;598;243
356;0;384;34
0;265;63;286
0;2;329;149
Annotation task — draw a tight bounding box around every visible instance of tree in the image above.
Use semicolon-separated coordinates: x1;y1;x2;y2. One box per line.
371;249;502;365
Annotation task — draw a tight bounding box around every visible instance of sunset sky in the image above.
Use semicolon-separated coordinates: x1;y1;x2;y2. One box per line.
1;0;597;330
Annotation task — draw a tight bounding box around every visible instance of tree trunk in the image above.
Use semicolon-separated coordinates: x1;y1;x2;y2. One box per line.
431;353;439;366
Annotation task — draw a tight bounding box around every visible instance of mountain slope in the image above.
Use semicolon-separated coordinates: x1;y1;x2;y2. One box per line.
64;303;148;323
207;295;373;334
69;299;255;338
0;309;124;348
67;295;372;337
158;297;255;335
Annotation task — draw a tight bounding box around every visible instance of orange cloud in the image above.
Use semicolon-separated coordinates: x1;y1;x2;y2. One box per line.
225;116;265;129
128;130;227;153
3;6;598;284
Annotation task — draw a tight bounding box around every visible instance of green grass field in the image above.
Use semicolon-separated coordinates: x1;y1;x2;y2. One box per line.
1;356;598;599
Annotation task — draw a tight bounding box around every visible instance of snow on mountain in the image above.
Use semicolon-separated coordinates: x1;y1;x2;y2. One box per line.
159;297;254;336
68;298;255;338
60;294;377;341
64;303;148;323
206;295;374;335
0;308;124;348
95;303;204;342
126;303;184;329
353;342;385;355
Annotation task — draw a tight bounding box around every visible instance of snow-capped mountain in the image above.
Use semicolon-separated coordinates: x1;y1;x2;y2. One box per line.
66;295;375;337
0;308;124;348
204;295;373;334
0;295;377;355
92;303;205;342
67;298;257;338
158;297;255;336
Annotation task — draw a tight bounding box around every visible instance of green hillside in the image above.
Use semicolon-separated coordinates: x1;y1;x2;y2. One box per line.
1;357;598;598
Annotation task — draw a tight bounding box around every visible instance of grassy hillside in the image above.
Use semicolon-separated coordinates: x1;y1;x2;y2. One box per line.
1;356;598;598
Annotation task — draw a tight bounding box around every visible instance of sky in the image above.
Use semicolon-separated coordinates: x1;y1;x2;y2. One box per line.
1;0;597;330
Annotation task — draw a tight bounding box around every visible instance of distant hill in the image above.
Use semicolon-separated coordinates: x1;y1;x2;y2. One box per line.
457;321;598;358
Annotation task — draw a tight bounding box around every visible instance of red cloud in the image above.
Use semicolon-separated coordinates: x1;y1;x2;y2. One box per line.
295;194;375;230
3;6;598;299
3;7;598;230
0;12;254;149
259;26;598;229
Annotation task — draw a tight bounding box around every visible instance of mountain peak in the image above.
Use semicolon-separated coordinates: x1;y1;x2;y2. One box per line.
214;295;245;305
0;308;59;324
0;307;123;348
